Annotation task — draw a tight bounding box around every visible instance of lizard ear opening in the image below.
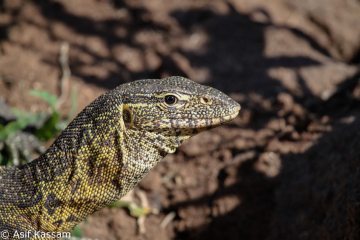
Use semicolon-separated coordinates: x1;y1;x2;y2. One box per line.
122;106;133;128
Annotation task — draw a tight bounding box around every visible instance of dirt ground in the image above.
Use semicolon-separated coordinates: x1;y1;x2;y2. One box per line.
1;0;360;239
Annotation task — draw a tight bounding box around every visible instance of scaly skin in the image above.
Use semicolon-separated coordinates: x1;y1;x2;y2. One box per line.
0;76;240;239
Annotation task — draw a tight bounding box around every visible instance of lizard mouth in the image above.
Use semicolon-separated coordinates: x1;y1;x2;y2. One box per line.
167;105;241;130
220;105;241;120
192;106;240;128
151;110;240;153
141;104;241;132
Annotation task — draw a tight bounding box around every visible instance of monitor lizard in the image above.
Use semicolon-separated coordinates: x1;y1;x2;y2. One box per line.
0;76;240;239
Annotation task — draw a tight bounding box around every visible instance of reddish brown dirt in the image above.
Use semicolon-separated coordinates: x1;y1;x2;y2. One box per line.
1;0;360;239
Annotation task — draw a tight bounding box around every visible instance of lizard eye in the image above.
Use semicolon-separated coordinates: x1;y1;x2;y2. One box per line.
165;95;178;105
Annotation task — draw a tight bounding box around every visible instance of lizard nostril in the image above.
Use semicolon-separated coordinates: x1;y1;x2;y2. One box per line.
200;97;210;105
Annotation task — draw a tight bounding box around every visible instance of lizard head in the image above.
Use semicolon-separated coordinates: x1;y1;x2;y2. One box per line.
119;76;240;153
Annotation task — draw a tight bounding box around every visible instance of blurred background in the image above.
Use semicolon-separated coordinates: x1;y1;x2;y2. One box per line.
0;0;360;239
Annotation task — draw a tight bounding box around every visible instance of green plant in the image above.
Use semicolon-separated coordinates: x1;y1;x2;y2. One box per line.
108;200;152;218
0;88;77;165
0;113;44;142
71;225;83;238
30;88;77;141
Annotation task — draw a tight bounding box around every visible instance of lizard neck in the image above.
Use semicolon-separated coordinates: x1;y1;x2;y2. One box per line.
0;90;167;233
